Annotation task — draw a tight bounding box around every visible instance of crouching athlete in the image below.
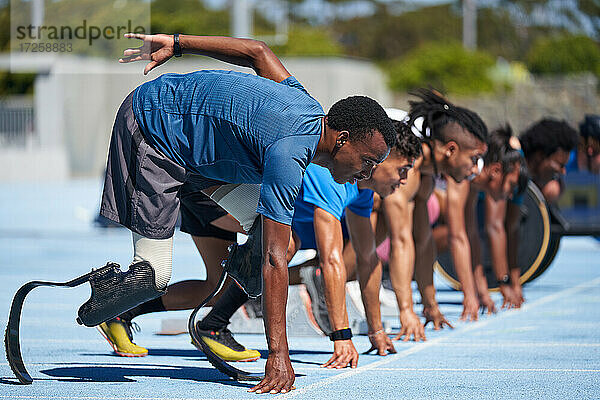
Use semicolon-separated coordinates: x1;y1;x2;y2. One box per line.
367;91;488;344
431;126;529;312
98;118;421;369
95;32;396;394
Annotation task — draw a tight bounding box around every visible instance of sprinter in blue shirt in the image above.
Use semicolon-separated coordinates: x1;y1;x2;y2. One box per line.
99;116;421;373
99;33;396;393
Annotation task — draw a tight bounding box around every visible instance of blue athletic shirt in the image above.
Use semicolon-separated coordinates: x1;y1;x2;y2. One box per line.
132;70;324;226
566;149;578;173
292;163;374;249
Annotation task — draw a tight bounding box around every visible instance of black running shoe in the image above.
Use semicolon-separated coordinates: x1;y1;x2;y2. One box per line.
193;326;261;362
300;266;332;335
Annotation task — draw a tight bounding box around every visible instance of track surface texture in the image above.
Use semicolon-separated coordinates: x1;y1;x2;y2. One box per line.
1;180;599;399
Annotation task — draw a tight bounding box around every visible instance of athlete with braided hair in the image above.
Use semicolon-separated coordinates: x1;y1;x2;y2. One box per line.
432;126;529;313
370;90;488;341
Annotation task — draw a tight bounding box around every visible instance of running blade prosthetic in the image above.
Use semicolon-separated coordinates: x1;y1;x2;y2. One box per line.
5;261;165;384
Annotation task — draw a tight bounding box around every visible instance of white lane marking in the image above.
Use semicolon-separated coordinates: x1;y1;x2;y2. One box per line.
0;397;230;400
290;367;600;373
418;342;600;347
280;275;600;398
20;364;183;369
13;338;189;344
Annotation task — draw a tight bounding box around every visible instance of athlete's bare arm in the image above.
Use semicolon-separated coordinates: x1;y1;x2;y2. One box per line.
485;195;522;309
446;178;479;321
250;217;295;394
413;175;453;330
465;190;496;315
119;33;291;82
345;209;396;355
313;207;359;369
381;166;426;341
506;201;525;303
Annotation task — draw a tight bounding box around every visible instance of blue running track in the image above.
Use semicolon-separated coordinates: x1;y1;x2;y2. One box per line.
1;180;599;399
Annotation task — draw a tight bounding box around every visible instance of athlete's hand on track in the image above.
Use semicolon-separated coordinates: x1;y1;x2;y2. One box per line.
460;294;480;322
423;306;454;330
365;331;397;355
119;33;175;75
394;310;426;341
249;353;295;394
479;294;497;315
513;283;525;305
499;284;522;309
321;339;359;369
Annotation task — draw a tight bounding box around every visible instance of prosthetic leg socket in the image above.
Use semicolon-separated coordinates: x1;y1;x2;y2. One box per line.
77;261;166;327
222;216;263;298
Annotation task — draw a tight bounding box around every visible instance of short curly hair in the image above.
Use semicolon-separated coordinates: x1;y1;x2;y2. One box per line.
392;120;422;160
326;96;397;148
519;118;579;158
580;115;600;140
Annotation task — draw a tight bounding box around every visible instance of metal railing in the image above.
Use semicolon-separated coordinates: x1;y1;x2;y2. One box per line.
0;98;36;148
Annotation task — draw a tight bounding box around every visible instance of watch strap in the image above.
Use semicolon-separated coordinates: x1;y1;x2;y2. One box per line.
329;328;353;341
173;34;182;57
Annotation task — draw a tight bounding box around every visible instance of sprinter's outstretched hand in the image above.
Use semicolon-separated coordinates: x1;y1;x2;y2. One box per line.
119;33;174;75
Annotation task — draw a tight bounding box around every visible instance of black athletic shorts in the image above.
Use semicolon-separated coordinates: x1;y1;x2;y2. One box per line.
179;181;237;242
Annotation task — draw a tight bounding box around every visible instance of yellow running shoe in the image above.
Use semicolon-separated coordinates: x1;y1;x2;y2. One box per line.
194;327;260;362
97;317;148;357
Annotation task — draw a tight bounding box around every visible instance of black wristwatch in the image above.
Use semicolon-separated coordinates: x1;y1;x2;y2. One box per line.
173;33;182;57
497;274;512;285
329;328;353;341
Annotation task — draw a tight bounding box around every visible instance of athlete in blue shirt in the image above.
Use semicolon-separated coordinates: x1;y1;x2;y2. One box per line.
292;163;375;249
98;116;422;372
132;69;324;227
100;33;396;393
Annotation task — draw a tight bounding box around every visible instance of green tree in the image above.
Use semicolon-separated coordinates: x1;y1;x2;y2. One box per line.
270;26;342;56
150;0;230;36
334;4;462;61
0;4;9;51
477;6;558;62
384;41;495;95
527;34;600;76
0;71;35;96
498;0;599;38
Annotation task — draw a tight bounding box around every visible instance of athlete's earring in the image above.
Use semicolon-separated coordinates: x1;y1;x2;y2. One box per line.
331;138;347;158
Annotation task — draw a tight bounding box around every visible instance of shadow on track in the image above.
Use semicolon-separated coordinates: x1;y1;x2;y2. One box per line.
0;377;27;385
40;365;255;388
81;348;209;359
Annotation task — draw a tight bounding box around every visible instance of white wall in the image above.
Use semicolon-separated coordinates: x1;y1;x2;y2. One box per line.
0;55;391;181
